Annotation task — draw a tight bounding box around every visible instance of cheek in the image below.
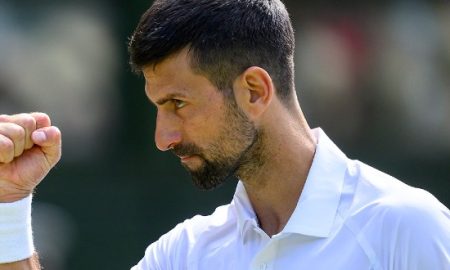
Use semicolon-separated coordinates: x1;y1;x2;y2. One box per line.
183;111;223;144
185;102;227;137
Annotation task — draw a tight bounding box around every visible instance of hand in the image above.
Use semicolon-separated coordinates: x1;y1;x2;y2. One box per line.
0;113;61;203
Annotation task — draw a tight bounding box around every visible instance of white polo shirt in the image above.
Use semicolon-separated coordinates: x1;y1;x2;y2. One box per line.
131;129;450;270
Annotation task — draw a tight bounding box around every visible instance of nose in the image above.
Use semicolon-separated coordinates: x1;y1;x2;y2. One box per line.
154;111;182;151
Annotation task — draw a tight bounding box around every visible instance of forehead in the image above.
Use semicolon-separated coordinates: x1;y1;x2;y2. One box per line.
143;49;219;103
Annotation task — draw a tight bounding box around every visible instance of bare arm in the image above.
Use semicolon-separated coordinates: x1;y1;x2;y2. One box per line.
0;113;61;268
0;254;41;270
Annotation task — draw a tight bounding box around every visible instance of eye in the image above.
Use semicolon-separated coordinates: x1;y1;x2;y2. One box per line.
173;99;187;109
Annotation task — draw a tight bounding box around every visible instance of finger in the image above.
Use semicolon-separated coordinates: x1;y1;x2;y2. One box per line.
0;122;26;158
31;126;62;167
0;134;14;163
30;112;51;129
7;114;37;150
0;114;9;123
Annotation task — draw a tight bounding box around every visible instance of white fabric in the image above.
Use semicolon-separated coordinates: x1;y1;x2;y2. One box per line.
131;128;450;270
0;195;34;263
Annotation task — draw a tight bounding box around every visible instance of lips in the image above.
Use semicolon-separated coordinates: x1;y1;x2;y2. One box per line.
172;144;203;164
178;155;196;163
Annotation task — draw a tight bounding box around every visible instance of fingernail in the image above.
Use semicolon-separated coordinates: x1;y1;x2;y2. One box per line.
32;131;47;142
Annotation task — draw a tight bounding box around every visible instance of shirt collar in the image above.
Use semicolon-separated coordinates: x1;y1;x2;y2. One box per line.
232;128;348;239
282;128;347;237
233;181;258;240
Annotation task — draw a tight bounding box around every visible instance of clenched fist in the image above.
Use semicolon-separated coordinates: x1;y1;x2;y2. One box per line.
0;113;61;203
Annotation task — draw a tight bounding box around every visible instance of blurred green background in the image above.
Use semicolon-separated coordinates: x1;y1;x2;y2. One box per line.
1;0;449;269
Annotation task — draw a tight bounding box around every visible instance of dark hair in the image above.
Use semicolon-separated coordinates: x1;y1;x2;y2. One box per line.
129;0;295;106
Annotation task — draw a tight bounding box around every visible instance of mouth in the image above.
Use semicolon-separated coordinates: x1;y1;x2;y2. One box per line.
177;154;204;170
178;155;195;162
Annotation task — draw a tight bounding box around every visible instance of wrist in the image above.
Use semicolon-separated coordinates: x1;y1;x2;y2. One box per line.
0;191;33;203
0;195;35;263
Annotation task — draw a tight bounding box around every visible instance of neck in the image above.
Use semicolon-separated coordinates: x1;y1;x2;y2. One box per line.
238;105;316;236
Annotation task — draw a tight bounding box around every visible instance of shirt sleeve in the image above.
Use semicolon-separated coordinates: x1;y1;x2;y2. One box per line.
130;222;187;270
379;190;450;270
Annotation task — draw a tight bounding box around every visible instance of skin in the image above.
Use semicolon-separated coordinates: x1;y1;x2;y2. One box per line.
0;48;316;268
0;255;41;270
0;113;60;269
145;49;259;190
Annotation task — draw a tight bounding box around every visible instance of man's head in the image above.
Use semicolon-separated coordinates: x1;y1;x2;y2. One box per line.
129;0;297;189
141;49;267;190
129;0;296;107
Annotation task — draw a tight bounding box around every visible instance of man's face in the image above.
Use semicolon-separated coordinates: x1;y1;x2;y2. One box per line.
144;49;260;189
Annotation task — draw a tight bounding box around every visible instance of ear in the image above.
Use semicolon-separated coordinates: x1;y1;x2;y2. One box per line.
233;66;275;120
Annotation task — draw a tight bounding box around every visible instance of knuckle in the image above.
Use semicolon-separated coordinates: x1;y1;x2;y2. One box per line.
0;123;24;139
20;114;37;130
31;112;51;127
32;112;49;119
10;124;26;139
0;137;14;153
0;114;8;122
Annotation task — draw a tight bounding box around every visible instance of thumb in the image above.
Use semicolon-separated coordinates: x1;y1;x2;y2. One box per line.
31;126;62;167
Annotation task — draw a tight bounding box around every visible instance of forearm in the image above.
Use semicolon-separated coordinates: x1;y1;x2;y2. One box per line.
0;254;41;270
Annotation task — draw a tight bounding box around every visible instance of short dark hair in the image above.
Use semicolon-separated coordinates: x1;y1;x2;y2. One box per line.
129;0;295;106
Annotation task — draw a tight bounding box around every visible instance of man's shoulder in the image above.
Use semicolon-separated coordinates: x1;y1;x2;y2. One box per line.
340;161;450;268
347;160;448;221
155;202;237;248
343;160;450;247
137;202;237;269
182;203;237;234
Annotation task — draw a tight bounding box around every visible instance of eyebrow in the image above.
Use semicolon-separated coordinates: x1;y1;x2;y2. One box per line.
154;92;188;106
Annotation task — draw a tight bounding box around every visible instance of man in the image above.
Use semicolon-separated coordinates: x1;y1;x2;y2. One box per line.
1;0;449;269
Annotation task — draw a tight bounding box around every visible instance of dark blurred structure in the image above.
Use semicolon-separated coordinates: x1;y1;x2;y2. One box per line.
0;0;449;269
